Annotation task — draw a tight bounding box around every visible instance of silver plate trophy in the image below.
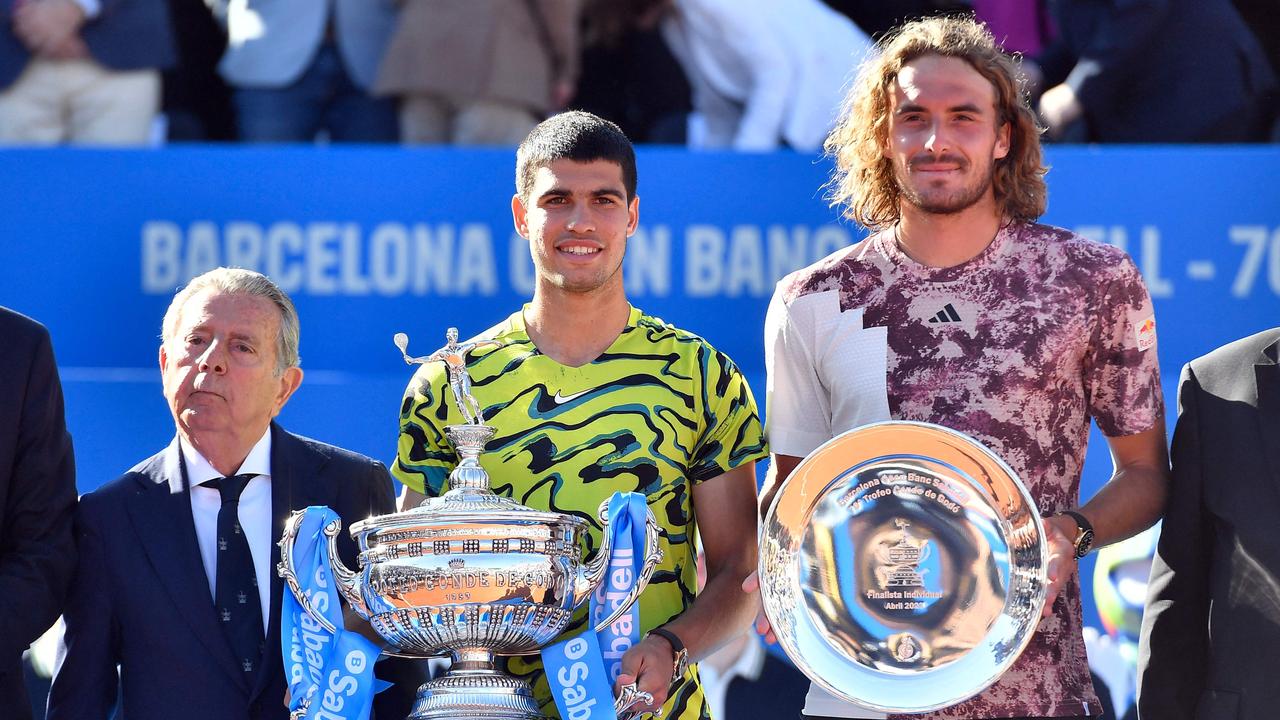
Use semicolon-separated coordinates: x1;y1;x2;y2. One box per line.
279;328;663;720
759;421;1047;713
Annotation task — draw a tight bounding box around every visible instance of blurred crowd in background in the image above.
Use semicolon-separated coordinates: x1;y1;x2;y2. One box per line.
0;0;1276;149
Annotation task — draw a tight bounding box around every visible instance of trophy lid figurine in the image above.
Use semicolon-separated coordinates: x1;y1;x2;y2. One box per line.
279;328;663;720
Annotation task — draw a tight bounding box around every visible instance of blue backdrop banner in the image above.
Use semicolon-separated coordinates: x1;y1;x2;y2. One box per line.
1;145;1276;515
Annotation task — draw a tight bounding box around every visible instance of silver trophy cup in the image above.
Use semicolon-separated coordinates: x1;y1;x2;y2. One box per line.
279;329;663;720
759;421;1048;713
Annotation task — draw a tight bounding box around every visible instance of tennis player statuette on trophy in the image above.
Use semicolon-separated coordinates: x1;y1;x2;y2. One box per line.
759;422;1048;713
279;328;663;720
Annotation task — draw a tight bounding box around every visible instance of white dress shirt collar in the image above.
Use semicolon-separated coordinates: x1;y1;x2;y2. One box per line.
174;427;273;491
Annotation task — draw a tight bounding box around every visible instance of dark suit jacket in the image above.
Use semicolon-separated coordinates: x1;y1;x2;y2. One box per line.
1137;327;1280;720
46;423;422;720
0;0;176;91
1039;0;1276;142
0;308;76;720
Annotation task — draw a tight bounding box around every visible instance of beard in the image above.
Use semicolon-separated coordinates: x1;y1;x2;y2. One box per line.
897;154;996;215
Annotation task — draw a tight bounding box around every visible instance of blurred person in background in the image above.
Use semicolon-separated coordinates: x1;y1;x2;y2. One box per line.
822;2;1054;60
820;1;970;40
0;0;174;144
376;0;579;146
661;0;874;152
574;0;691;144
1025;0;1275;142
1230;0;1280;139
0;307;76;720
161;0;234;141
210;0;397;143
968;0;1054;56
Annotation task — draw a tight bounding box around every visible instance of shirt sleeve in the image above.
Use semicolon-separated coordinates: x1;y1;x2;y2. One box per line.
763;287;833;458
391;365;456;496
1083;252;1164;437
687;346;768;483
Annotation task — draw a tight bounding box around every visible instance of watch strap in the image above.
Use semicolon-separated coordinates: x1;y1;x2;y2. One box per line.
648;626;688;680
1058;510;1094;558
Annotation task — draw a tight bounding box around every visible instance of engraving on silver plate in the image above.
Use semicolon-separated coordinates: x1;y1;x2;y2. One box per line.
891;633;924;663
875;519;931;590
276;328;666;720
758;421;1047;713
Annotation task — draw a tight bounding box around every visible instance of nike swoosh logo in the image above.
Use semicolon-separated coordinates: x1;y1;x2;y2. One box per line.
553;389;591;404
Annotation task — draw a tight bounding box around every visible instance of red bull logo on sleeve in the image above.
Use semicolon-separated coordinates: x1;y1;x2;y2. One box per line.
1136;317;1157;352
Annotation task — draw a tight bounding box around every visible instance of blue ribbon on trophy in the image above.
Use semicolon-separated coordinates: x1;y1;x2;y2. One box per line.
281;506;388;720
543;491;651;720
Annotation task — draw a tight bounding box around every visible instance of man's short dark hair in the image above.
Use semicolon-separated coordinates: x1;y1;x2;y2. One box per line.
515;111;637;201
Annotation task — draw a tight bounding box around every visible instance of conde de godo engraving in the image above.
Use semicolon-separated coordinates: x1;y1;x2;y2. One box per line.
369;558;560;603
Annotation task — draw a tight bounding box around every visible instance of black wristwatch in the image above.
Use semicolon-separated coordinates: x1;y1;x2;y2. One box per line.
648;626;689;681
1058;510;1095;558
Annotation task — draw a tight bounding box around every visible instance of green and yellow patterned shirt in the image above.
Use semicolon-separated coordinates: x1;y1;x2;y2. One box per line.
392;305;767;720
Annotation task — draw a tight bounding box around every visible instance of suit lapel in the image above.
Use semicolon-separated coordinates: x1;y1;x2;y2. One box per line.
126;438;248;689
1256;338;1280;489
251;423;327;700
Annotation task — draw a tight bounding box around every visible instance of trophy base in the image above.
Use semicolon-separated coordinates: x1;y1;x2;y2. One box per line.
408;667;544;720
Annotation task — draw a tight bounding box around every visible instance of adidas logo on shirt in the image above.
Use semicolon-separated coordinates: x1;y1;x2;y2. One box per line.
927;303;963;324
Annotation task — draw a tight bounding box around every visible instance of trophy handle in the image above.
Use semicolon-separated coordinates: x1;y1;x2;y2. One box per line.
325;519;372;621
573;504;613;609
277;510;371;633
587;499;664;634
614;681;655;719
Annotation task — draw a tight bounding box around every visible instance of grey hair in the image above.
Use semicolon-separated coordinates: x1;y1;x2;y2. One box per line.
161;267;301;374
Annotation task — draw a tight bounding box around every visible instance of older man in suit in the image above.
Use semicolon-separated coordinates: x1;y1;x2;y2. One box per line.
214;0;397;142
47;268;416;720
0;307;75;720
1138;327;1280;720
0;0;175;144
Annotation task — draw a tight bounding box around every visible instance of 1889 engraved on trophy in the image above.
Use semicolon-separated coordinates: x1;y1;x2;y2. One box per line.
279;328;663;720
759;422;1048;713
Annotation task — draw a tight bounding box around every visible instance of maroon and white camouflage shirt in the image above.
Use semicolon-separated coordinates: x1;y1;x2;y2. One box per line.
764;221;1164;719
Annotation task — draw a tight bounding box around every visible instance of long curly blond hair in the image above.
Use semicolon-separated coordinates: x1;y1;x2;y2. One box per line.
825;16;1047;230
